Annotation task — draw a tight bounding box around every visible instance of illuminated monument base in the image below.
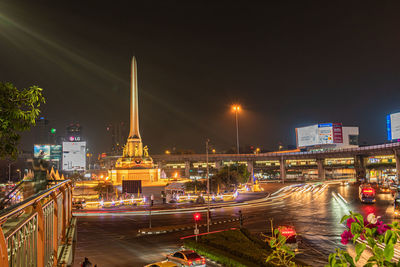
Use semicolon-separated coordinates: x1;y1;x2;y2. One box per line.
108;139;161;186
109;168;160;185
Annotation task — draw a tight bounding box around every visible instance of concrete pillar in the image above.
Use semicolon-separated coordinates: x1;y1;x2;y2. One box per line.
395;150;400;184
354;155;366;182
279;157;286;182
317;158;325;180
247;161;254;184
185;161;191;178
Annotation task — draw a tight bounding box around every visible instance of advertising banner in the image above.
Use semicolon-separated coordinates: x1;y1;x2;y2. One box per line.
318;123;333;144
332;123;343;143
387;113;400;140
297;122;343;147
34;145;50;159
296;125;319;147
62;141;86;171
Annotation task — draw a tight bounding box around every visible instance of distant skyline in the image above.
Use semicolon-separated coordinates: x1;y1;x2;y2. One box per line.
1;1;400;155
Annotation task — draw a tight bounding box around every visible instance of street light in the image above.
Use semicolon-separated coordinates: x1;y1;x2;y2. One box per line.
232;105;241;154
206;139;210;232
8;162;15;183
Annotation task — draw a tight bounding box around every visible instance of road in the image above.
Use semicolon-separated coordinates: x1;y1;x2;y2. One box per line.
73;182;394;266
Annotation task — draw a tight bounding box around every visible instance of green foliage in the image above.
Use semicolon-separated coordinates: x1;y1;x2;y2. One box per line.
93;182;114;199
211;164;250;190
327;212;399;267
184;180;207;192
184;239;249;267
0;82;45;160
264;228;296;267
184;229;273;266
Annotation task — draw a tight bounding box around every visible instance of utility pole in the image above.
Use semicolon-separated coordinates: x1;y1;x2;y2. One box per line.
149;194;154;228
206;139;210;232
235;108;239;154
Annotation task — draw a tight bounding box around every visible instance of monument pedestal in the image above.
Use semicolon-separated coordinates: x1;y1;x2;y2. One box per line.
109;167;160;185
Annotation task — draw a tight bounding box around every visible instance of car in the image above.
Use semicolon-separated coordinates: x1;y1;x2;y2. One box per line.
144;260;178;267
380;185;391;193
72;200;86;209
277;225;299;251
166;250;206;267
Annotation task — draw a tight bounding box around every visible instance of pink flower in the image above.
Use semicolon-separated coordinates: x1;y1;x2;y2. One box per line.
341;230;353;245
376;221;390;235
347;218;356;228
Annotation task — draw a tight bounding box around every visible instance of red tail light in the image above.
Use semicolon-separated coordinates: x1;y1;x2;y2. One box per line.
202;258;206;264
188;260;192;265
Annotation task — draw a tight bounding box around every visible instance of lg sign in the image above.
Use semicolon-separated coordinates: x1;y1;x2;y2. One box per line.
69;136;81;142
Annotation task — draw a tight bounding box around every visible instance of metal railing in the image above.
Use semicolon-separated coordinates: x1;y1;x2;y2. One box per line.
0;180;74;267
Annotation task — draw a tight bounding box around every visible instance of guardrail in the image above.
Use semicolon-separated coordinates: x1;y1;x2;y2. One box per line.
0;180;75;267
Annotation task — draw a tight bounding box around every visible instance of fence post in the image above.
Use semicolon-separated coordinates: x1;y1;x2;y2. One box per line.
0;226;9;266
34;201;45;267
51;192;58;266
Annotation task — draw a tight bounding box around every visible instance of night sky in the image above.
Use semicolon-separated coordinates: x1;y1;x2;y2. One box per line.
1;1;400;155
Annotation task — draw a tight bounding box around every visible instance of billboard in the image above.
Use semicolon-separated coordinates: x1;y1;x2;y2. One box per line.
332;123;343;143
34;145;50;159
62;141;86;171
318;123;333;144
387;112;400;140
296;125;319;147
296;123;343;147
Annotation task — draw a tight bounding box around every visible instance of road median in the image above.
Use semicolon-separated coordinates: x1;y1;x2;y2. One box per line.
137;218;240;236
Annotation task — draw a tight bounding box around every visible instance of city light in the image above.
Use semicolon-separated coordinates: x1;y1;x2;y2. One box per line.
194;213;201;221
232;104;241;112
165;150;171;155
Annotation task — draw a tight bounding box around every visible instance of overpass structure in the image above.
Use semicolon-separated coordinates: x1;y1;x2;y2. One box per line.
152;143;400;181
0;180;75;267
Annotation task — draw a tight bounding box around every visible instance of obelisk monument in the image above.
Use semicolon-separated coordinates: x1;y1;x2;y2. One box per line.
126;57;143;158
109;57;160;186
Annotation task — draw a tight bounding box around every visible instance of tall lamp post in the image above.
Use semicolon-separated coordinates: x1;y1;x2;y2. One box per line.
206;138;210;232
8;162;15;183
232;105;241;154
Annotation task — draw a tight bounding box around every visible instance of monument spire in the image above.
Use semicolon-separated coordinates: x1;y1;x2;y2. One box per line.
129;56;141;139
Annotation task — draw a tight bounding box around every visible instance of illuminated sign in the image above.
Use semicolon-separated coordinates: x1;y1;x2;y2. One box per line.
387;112;400;140
62;141;86;171
34;145;50;159
296;123;343;147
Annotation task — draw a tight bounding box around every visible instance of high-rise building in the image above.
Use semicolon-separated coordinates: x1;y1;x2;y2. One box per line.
66;123;83;142
106;122;127;155
34;117;50;144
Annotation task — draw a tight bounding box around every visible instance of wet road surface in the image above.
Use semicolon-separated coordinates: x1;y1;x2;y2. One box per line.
73;182;394;266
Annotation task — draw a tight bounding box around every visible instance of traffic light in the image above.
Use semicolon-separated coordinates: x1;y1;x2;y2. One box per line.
194;213;201;222
50;128;56;134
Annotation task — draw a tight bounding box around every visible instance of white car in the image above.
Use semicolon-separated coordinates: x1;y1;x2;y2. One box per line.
166;250;206;267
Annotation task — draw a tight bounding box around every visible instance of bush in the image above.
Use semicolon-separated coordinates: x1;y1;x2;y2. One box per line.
184;229;273;267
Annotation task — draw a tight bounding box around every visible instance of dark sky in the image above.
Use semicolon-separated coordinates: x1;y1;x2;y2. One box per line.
1;1;400;155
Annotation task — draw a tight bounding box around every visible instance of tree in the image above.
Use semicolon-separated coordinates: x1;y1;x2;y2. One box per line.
0;82;45;159
211;164;250;191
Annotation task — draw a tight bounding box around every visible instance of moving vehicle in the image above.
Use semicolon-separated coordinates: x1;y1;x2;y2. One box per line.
277;225;298;251
144;261;178;267
166;250;206;267
72;200;86;209
359;184;376;203
380;184;391;193
394;198;400;218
